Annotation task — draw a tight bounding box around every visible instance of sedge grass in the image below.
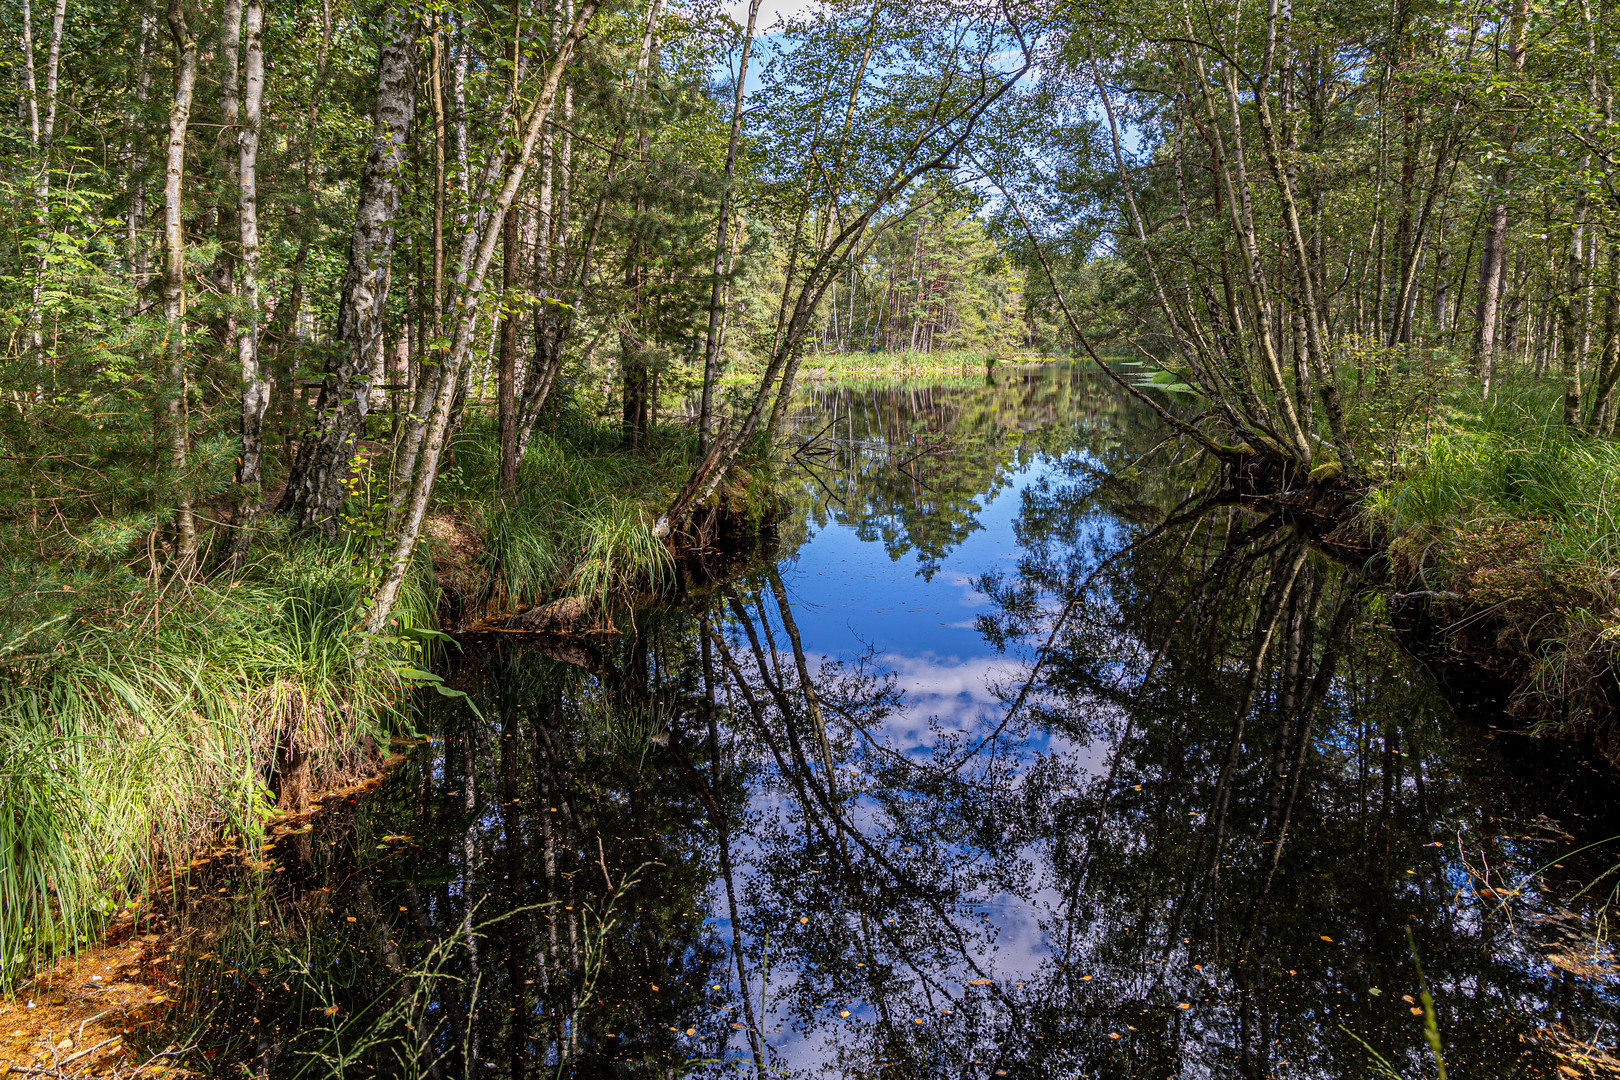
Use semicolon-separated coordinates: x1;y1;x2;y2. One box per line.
1365;374;1620;584
0;547;432;991
1363;372;1620;721
446;411;775;611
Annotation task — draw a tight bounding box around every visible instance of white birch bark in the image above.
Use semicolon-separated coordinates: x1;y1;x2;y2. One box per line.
366;0;604;632
232;0;267;540
698;0;762;452
163;0;200;571
280;2;417;535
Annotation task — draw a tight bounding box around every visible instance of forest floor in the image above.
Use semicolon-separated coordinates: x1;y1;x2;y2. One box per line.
0;759;411;1079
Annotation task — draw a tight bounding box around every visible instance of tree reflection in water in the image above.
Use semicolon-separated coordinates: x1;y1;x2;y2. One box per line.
169;367;1620;1078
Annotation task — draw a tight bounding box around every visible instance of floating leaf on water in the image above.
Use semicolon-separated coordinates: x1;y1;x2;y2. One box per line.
840;1011;850;1018
685;1028;696;1036
967;978;992;985
1177;1003;1191;1010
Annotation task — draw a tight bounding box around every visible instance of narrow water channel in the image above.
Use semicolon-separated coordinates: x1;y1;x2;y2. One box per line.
172;365;1620;1077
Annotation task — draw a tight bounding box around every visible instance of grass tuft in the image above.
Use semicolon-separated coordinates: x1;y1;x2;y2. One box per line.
0;547;431;989
1364;373;1620;725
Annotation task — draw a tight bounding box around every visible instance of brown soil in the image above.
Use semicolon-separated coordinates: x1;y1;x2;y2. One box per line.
0;917;176;1080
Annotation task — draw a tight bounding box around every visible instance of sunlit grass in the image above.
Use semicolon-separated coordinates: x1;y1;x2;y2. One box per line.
0;550;432;990
448;411;774;611
1365;373;1620;579
719;348;1017;384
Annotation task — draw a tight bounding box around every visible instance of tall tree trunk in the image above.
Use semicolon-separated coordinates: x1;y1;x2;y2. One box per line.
1562;190;1590;426
1474;0;1529;395
514;56;568;460
392;20;450;507
698;0;761;453
214;0;242;333
496;0;522;493
619;0;665;451
497;203;521;492
1588;246;1620;432
230;0;267;559
281;3;417;535
163;0;200;571
366;0;603;632
22;0;68;386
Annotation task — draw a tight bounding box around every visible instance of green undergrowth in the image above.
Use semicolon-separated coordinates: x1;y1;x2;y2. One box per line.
0;406;776;990
744;348;1016;382
1367;375;1620;591
440;410;778;614
0;539;436;992
1364;372;1620;717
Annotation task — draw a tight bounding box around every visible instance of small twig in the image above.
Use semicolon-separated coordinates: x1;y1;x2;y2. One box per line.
60;1035;120;1066
1387;589;1465;602
123;1046;191;1079
596;834;615;893
75;1011;110;1045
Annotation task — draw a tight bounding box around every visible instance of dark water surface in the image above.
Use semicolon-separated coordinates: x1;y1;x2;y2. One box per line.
175;366;1620;1077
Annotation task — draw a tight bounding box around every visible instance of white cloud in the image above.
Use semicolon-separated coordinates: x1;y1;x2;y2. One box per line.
720;0;818;31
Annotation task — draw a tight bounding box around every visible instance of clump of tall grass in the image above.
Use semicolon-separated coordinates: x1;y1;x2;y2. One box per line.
0;546;432;990
444;409;776;613
1364;374;1619;724
479;425;684;609
1365;376;1620;587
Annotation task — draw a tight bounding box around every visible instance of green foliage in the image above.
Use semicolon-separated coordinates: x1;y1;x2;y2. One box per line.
795;348;1008;380
451;413;704;608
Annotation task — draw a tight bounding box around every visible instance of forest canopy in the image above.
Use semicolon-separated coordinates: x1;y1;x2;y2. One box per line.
0;0;1616;628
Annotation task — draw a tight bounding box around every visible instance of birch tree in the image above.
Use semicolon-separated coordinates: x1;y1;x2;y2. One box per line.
280;1;418;536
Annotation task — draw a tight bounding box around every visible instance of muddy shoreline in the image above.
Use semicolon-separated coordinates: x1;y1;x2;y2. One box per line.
1224;453;1620;766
